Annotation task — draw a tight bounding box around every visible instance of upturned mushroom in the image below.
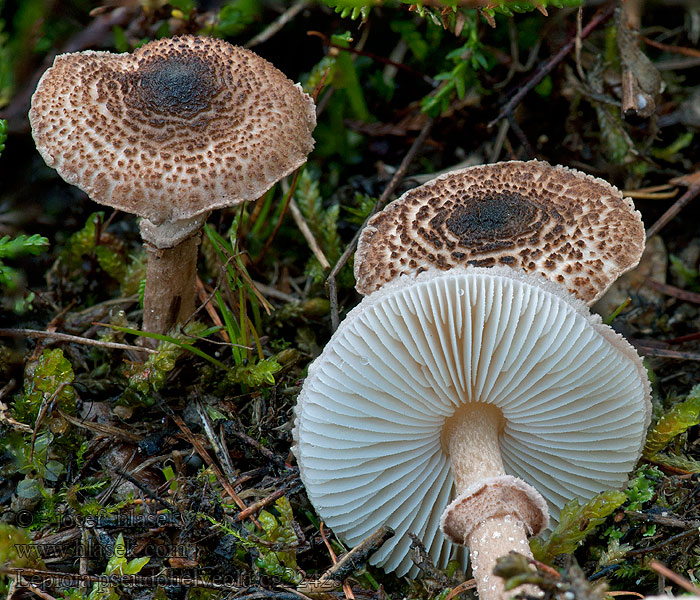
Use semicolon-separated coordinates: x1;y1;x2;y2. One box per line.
30;35;316;335
354;160;645;304
293;267;651;600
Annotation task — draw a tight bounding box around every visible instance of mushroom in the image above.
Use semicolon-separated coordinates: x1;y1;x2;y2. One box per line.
29;35;316;335
293;266;651;600
354;160;645;304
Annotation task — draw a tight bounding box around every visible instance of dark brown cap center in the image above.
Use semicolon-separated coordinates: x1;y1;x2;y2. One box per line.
426;191;548;254
124;53;220;119
445;192;538;240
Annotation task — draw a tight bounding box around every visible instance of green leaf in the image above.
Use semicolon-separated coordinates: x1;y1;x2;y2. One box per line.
0;118;7;157
0;523;46;569
168;0;195;15
669;254;699;290
650;452;700;473
16;476;42;499
322;0;373;19
624;466;660;511
105;533;128;575
112;25;128;52
0;234;49;259
15;348;76;424
224;357;281;387
211;0;262;37
644;386;700;458
651;132;694;162
595;104;629;164
124;556;150;575
531;490;626;563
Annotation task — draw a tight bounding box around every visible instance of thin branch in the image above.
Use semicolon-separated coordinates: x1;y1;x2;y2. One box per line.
196;397;238;484
298;526;395;595
641;35;700;58
649;560;700;595
629;341;700;361
0;328;155;354
245;1;310;49
326;117;434;331
234;480;302;522
644;277;700;304
488;2;616;128
645;180;700;238
626;528;700;556
289;197;331;270
166;409;259;527
57;409;143;442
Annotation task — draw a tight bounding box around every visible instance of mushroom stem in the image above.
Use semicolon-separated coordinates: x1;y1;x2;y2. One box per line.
138;214;210;340
467;515;535;600
444;403;505;487
441;403;547;600
142;233;201;339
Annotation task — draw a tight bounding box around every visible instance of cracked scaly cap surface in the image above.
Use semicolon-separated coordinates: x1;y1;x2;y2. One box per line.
355;160;645;304
29;35;316;225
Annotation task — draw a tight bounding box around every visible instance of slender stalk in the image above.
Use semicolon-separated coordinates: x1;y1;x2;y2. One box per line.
442;404;545;600
142;233;201;338
444;403;505;488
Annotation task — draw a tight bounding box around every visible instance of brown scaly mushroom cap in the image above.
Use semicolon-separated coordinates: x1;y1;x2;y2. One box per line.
30;35;315;337
29;34;316;235
355;160;645;304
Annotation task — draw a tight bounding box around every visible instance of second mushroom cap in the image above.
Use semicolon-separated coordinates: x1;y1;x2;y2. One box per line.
354;160;645;304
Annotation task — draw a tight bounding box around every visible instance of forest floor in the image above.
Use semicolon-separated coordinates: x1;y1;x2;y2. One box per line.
1;1;699;600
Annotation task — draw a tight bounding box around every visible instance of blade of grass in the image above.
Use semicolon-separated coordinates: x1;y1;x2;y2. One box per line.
214;289;243;364
95;323;229;370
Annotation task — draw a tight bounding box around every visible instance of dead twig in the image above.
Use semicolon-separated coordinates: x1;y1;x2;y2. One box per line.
196;398;239;484
108;466;175;511
320;522;355;600
0;327;155;354
617;1;662;118
622;184;677;200
630;342;700;361
234;480;302;522
15;577;58;600
644;278;700;304
289;198;331;270
326;117;434;331
645;180;700;239
297;525;393;597
167;410;259;527
505;113;534;158
444;580;477;600
245;1;310;49
648;560;700;594
641;35;700;59
488;2;616;129
626;510;700;529
56;409;143;443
